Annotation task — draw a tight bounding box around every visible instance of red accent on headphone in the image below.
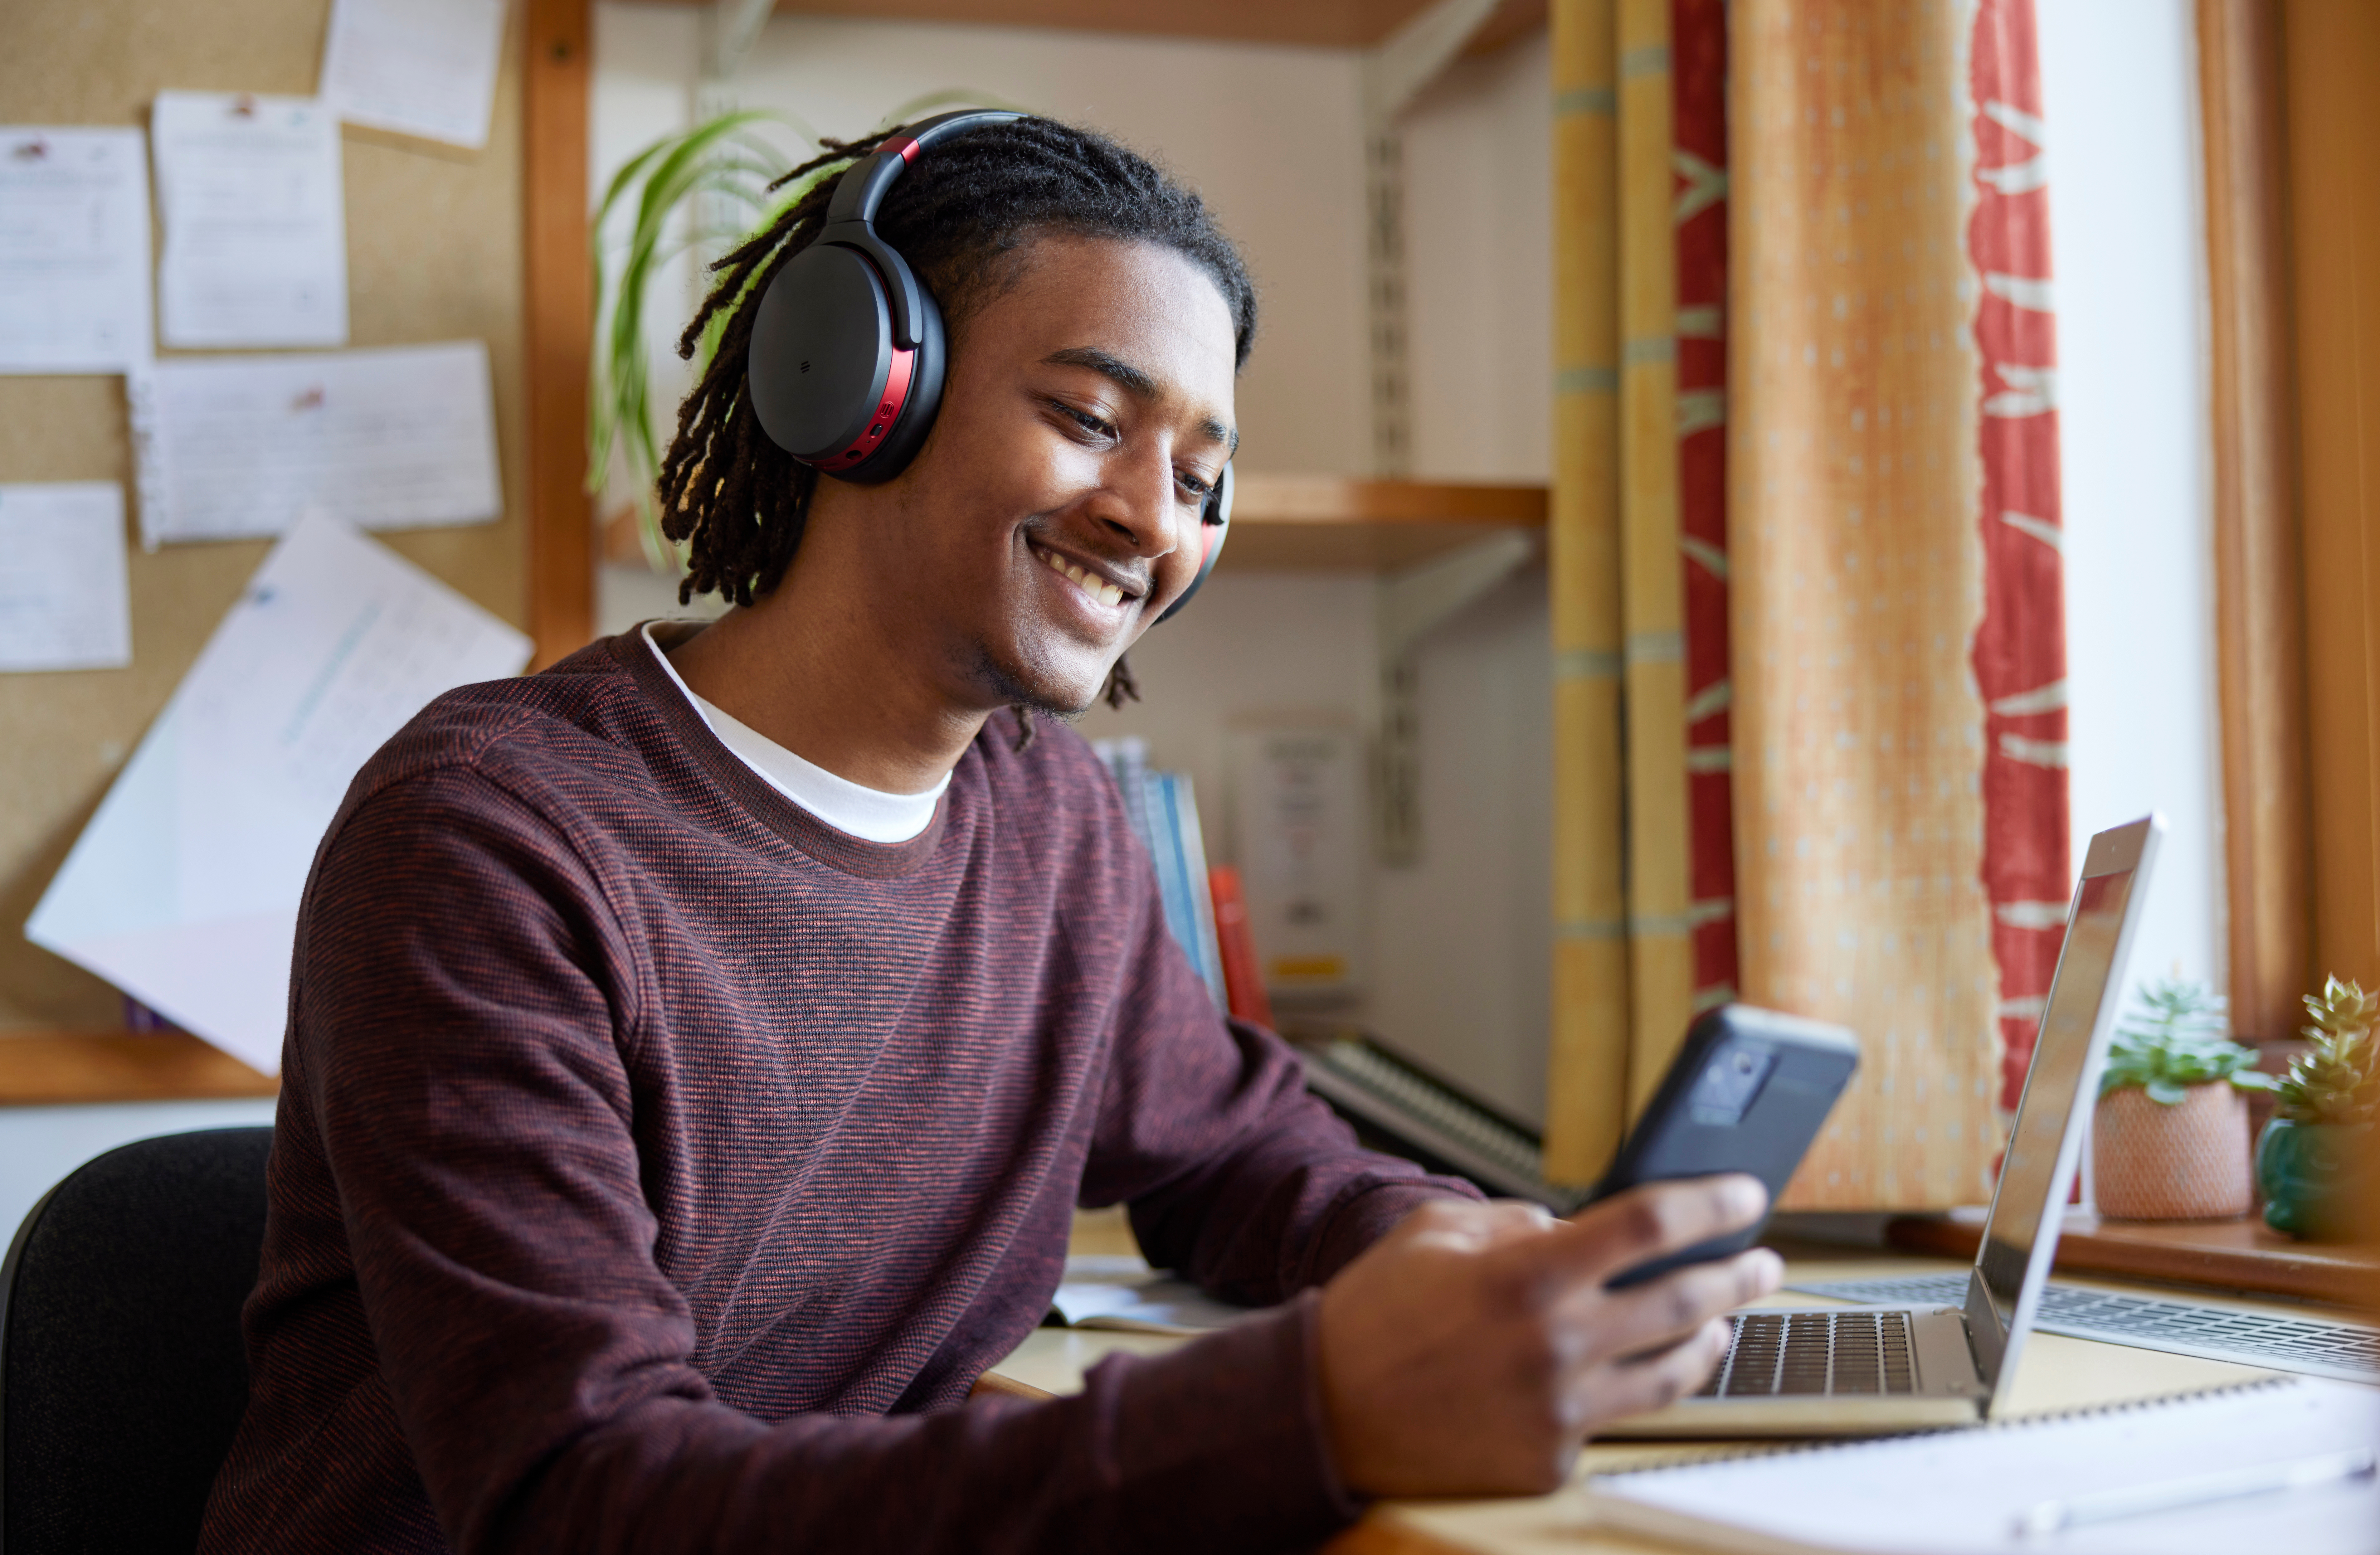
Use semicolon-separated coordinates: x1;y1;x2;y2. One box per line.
814;346;916;473
886;135;921;164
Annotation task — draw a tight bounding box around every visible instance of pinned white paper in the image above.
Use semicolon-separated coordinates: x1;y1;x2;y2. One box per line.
25;513;532;1072
0;128;154;373
0;483;132;672
144;341;501;546
151;92;348;348
320;0;509;151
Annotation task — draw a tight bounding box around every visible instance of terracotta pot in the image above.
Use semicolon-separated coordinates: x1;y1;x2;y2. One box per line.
2092;1083;2252;1220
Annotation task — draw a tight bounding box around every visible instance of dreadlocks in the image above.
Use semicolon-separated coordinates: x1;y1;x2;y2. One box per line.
656;114;1256;737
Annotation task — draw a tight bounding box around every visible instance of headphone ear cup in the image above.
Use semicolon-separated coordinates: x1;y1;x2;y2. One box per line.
834;282;943;485
747;244;897;462
1155;464;1230;624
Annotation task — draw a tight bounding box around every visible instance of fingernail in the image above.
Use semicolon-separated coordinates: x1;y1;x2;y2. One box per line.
1729;1177;1768;1218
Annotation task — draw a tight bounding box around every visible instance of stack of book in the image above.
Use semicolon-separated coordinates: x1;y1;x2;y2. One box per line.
1089;737;1271;1028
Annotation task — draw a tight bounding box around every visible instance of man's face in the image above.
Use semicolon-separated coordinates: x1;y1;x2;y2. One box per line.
861;236;1239;718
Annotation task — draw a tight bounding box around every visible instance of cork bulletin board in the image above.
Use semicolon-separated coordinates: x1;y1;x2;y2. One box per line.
0;0;591;1097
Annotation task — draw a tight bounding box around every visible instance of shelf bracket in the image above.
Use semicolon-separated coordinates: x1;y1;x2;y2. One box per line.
1375;530;1537;866
1358;0;1502;477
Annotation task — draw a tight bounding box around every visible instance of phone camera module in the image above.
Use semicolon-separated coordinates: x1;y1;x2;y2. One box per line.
1687;1044;1777;1126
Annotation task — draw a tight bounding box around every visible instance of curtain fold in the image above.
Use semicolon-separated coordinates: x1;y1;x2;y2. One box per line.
1549;0;2068;1208
1545;0;1627;1185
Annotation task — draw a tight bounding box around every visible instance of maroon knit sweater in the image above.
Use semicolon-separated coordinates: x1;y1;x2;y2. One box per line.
197;631;1476;1555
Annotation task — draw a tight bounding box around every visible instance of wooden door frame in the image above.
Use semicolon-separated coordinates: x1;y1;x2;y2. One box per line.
2200;0;2312;1041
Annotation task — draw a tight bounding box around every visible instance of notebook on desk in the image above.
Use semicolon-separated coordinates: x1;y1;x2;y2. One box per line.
1588;1375;2380;1555
1605;815;2165;1437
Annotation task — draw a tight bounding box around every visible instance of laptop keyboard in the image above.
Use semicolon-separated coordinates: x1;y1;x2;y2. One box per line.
1787;1273;2380;1385
1697;1310;1920;1397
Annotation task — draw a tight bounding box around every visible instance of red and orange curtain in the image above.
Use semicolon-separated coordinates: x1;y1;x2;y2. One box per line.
1547;0;2069;1207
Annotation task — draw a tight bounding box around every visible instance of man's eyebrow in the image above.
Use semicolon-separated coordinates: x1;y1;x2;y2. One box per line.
1043;347;1238;454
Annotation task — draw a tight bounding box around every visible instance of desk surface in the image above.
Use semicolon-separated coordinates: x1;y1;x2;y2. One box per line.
989;1222;2315;1555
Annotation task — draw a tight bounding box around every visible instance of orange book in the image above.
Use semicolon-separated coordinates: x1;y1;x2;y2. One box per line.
1206;865;1274;1029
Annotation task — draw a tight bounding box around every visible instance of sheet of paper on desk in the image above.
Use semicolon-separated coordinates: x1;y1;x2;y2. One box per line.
0;483;132;672
1051;1255;1261;1335
24;512;530;1073
1587;1376;2380;1555
0;128;154;373
143;342;500;546
151;92;347;348
319;0;509;150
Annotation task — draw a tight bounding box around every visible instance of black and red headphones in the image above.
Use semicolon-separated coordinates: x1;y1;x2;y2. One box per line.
745;109;1230;623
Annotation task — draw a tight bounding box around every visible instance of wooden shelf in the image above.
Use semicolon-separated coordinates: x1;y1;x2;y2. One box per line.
640;0;1548;52
1886;1207;2379;1307
0;1032;278;1107
1222;474;1546;572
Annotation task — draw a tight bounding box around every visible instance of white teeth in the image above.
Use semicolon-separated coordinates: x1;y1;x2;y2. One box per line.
1034;544;1123;608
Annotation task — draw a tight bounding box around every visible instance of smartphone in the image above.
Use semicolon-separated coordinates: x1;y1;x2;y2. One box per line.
1590;1004;1860;1288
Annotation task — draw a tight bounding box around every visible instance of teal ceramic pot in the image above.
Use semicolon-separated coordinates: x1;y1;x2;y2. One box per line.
2256;1119;2370;1239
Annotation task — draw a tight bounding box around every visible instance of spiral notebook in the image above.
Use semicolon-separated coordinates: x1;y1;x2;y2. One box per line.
1587;1377;2380;1555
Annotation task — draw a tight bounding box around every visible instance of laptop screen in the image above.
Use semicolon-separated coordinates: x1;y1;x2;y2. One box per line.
1970;816;2161;1392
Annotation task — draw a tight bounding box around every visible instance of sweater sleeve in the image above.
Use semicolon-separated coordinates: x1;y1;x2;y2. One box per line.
296;770;1364;1555
1075;836;1483;1307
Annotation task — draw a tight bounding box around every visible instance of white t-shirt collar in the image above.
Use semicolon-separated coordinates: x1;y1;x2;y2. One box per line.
641;622;947;845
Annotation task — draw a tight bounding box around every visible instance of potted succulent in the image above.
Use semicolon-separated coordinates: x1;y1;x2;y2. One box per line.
2092;979;2271;1220
2257;977;2378;1240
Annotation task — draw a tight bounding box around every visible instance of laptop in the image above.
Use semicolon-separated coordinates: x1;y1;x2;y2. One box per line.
1606;814;2164;1437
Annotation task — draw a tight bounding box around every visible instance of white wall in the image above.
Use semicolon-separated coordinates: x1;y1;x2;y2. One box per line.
1401;30;1555;483
2037;1;2225;1007
590;4;1558;1124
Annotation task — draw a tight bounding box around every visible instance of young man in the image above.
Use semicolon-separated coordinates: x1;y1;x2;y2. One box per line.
202;116;1780;1553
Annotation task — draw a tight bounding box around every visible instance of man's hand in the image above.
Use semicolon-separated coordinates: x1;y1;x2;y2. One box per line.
1315;1176;1782;1498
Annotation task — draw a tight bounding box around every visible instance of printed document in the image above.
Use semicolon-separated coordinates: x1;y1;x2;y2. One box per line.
0;128;153;373
152;92;348;348
320;0;509;150
0;483;131;672
25;513;531;1073
146;341;501;544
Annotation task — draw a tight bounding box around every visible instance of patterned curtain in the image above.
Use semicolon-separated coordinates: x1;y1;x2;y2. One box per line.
1547;0;2069;1207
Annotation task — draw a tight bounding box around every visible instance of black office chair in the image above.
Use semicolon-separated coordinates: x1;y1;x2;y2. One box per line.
0;1126;273;1555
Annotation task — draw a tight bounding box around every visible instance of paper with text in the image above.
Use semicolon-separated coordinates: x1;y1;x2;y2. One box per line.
25;513;531;1072
147;341;501;544
0;129;154;373
320;0;509;150
0;483;131;672
152;92;347;348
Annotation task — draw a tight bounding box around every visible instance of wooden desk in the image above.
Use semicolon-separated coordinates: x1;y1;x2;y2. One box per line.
987;1226;2307;1555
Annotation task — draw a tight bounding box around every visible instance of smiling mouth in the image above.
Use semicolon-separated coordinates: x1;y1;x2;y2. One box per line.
1029;541;1136;610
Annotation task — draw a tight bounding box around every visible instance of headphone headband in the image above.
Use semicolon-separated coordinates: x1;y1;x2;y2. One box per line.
815;110;1024;353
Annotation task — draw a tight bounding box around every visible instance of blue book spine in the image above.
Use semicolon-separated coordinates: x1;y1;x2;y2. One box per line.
1142;770;1200;980
1164;774;1229;1010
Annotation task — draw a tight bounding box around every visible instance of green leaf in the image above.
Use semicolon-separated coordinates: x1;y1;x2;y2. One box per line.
2144;1078;2189;1106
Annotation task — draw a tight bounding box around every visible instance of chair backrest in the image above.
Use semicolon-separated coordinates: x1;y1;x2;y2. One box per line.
0;1126;273;1555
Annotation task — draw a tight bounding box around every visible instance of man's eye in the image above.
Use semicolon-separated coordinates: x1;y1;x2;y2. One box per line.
1175;469;1213;502
1055;401;1115;440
